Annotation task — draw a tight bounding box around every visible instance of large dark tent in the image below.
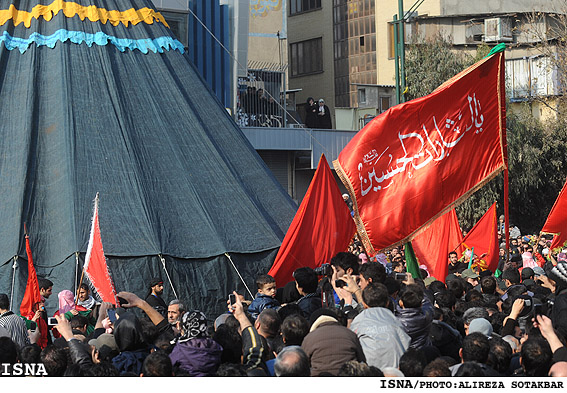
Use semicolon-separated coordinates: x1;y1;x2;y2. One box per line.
0;0;296;316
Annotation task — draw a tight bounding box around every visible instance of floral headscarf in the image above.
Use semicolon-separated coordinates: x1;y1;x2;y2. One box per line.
177;311;208;343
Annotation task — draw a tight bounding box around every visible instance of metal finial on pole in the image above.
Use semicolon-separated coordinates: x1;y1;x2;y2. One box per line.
224;252;254;299
159;254;178;299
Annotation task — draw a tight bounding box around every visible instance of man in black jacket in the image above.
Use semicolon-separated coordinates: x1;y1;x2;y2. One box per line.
145;278;167;317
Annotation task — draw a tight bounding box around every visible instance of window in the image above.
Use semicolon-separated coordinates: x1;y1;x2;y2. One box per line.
380;96;391;113
290;38;323;77
359;88;366;104
290;0;321;15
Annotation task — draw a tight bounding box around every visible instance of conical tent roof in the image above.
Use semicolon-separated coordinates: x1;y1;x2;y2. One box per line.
0;0;296;316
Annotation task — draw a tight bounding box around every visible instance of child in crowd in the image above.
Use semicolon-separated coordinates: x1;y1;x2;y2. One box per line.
247;274;280;320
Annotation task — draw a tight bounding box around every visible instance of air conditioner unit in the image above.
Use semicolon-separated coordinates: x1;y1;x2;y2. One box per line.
484;18;513;42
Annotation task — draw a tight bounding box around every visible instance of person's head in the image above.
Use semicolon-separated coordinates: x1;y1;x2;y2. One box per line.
41;345;69;376
422;358;451;377
398;284;423;309
486;336;512;375
399;348;427;377
338;360;383;376
293;267;318;295
78;283;90;302
521;267;534;282
463;307;489;332
391;261;404;273
281;314;309;346
361;283;389;309
330;252;359;276
38;278;54;299
359;262;386;289
448;251;458;264
502;269;521;287
307;97;314;105
167;299;185;325
429;280;446;295
447;278;465;299
511;239;518;246
502;335;520;353
0;293;9;312
520;337;552;377
141;350;173;376
83;362;119;377
273;346;310;377
461;269;479;287
460;332;490;363
255;309;281;338
149;278;164;296
70;315;89;334
20;344;42;364
178;311;208;341
480;276;496;295
256;274;277;298
0;337;17;364
213;324;242;364
318;98;325;106
434;289;456;309
455;362;485;376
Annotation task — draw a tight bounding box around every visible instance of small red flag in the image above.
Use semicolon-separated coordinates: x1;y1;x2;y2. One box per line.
542;177;567;251
268;155;356;287
457;202;499;272
20;234;42;316
84;194;116;304
413;209;463;282
333;50;506;254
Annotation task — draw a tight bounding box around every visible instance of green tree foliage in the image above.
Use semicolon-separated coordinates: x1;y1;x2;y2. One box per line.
405;37;567;234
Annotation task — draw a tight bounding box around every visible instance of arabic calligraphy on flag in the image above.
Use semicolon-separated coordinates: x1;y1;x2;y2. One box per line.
334;51;507;254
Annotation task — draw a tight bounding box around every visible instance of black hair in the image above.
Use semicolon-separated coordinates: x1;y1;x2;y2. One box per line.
277;303;302;321
464;289;483;303
281;314;309;347
521;337;552;377
399;348;427;377
83;362;119;377
0;337;18;364
384;276;401;296
142;350;173;377
70;315;89;330
399;284;423;309
434;289;456;309
429;280;446;295
502;269;521;285
362;283;389;308
0;293;9;310
330;252;359;275
38;277;53;291
79;283;89;292
19;344;41;364
41;345;69;376
359;262;386;284
455;362;485;376
213;324;242;364
447;278;465;299
256;274;276;290
461;332;490;363
448;251;458;258
215;363;248;376
486;336;512;375
480;276;497;294
293;267;318;294
257;309;281;337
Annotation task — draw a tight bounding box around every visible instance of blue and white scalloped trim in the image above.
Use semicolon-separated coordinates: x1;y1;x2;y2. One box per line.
0;29;185;54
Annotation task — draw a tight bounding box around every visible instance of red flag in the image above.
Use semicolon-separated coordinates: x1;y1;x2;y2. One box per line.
457;202;499;272
20;234;42;316
333;50;506;254
268;155;356;287
84;194;116;304
542;177;567;251
413;209;463;282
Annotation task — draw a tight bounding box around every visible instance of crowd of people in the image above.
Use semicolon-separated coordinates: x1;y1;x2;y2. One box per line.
1;227;567;377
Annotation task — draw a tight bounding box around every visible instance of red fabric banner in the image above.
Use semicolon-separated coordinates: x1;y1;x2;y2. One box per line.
542;177;567;251
457;202;499;272
333;52;506;254
268;155;356;287
20;235;42;316
413;209;463;282
84;195;116;304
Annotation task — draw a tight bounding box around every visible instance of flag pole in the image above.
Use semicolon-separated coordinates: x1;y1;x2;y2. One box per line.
504;169;510;262
225;252;254;299
10;256;17;307
159;254;178;299
74;252;79;296
75;265;86;304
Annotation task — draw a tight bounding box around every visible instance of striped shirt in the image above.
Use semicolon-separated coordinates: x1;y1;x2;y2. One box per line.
0;311;30;349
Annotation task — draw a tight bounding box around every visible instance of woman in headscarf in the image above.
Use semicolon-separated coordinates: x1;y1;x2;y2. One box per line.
169;310;223;376
52;290;95;337
112;312;149;375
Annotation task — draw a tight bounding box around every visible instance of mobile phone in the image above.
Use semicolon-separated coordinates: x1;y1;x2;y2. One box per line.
533;304;543;318
229;294;236;305
117;296;127;307
335;279;347;288
29;321;37;331
47;317;58;326
107;309;117;323
395;273;407;281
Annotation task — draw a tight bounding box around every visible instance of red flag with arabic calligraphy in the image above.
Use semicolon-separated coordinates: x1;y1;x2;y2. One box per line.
413;209;463;283
456;202;499;272
268;155;356;287
542;176;567;251
333;50;507;254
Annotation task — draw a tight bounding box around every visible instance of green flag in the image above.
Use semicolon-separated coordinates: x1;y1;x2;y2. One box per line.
405;241;421;279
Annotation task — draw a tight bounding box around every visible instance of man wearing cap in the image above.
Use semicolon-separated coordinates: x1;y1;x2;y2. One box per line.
146;278;167;317
89;333;119;363
461;268;480;287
